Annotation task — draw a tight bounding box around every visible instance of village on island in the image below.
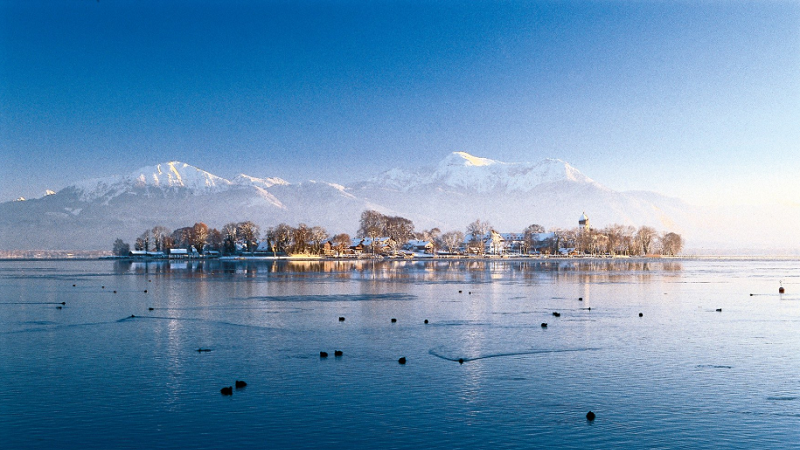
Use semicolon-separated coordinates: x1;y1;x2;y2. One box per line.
116;209;684;260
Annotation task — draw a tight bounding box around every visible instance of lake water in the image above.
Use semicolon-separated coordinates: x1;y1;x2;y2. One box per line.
0;258;798;449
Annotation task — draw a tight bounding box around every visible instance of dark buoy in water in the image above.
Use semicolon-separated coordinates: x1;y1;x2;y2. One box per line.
779;287;785;294
398;357;406;364
552;312;561;317
72;284;76;287
220;386;233;396
424;319;429;324
541;323;548;328
639;312;643;317
235;380;247;389
144;290;148;293
458;358;464;364
113;290;117;293
586;411;596;421
148;307;154;311
468;291;472;295
391;318;397;323
320;351;329;358
338;317;345;322
716;308;722;312
578;297;583;301
334;350;343;357
102;286;105;289
459;290;462;293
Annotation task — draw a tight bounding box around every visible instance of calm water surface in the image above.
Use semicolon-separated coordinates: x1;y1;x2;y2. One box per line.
0;258;798;449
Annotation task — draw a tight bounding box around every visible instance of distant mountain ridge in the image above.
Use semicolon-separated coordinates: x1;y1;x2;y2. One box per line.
0;152;709;251
364;152;599;193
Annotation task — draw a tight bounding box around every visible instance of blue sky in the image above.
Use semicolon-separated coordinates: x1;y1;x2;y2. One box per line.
1;1;798;206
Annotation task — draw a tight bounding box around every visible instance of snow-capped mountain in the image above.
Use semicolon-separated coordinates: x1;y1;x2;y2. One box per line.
364;152;598;193
0;152;714;251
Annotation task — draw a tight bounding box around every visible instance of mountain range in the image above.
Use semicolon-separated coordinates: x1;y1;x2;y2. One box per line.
0;152;773;252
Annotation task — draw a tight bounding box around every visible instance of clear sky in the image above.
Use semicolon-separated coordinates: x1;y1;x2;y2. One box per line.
1;0;798;206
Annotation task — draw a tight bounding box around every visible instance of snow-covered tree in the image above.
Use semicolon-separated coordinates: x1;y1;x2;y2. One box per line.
634;226;658;256
439;231;464;255
466;219;491;255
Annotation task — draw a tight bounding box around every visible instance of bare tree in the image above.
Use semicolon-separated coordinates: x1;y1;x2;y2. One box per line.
135;229;152;252
310;226;329;255
357;210;387;239
151;226;172;252
222;222;239;254
660;232;684;256
384;216;415;250
291;223;312;254
331;233;351;256
267;223;294;254
634;226;658;256
465;219;491;255
171;227;192;250
523;224;545;254
237;221;260;253
189;222;209;253
206;228;224;252
440;231;465;255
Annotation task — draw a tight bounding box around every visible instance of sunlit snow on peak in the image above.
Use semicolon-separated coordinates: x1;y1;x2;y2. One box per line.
450;152;496;167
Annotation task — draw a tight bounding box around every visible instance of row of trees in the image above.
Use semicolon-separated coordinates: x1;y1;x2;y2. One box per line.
114;210;683;257
544;224;683;256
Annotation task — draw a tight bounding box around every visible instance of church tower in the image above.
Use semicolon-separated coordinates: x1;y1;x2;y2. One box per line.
579;212;590;232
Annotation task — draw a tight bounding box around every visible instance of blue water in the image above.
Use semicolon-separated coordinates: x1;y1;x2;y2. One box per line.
0;259;798;449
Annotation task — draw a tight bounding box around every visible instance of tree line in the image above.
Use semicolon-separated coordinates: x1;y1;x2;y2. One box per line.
113;210;684;257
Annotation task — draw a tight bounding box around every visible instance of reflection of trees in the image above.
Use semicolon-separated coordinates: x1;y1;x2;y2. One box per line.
112;258;682;282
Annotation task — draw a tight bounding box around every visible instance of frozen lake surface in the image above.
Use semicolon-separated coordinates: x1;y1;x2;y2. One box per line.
0;258;798;449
